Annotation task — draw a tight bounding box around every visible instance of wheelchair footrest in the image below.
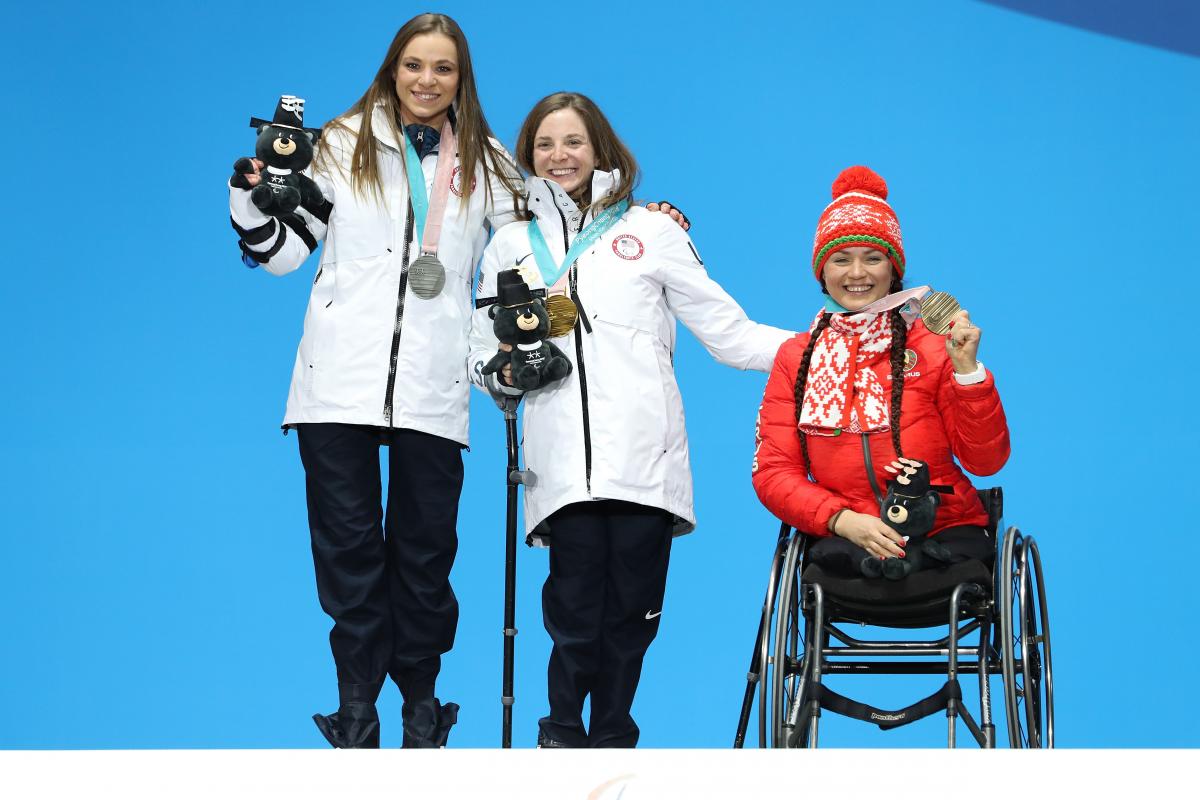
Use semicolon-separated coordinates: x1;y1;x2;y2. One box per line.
812;679;961;730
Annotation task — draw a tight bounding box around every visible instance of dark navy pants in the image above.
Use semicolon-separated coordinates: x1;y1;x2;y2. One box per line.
297;423;462;705
539;500;673;748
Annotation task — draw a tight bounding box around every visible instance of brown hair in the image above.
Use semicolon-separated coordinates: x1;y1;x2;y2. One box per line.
514;92;639;216
795;274;908;477
318;13;520;206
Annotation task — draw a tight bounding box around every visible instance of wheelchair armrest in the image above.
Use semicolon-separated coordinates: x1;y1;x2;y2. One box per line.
975;487;1003;537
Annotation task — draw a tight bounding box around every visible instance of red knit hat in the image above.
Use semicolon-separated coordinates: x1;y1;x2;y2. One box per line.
811;166;905;279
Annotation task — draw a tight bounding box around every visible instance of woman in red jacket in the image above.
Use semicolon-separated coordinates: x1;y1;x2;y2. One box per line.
752;166;1010;579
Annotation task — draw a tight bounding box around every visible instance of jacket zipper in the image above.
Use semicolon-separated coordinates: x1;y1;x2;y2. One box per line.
383;202;415;427
553;202;595;493
570;261;593;494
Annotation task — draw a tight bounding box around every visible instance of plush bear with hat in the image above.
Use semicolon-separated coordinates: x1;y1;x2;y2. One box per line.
860;458;957;580
231;95;326;217
482;269;572;392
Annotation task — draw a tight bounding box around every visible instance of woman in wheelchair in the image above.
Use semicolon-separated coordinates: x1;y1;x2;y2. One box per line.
752;166;1010;580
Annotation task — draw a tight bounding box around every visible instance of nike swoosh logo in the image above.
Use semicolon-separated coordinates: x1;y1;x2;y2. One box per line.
515;252;534;265
645;610;662;620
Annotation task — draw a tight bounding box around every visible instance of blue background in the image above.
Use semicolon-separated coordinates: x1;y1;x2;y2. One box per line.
2;0;1197;748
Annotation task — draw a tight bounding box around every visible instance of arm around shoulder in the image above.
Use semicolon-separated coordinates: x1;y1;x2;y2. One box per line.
483;141;525;232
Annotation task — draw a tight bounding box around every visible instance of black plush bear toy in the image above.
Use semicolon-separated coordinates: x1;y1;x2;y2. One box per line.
482;270;572;392
231;95;326;216
862;458;956;580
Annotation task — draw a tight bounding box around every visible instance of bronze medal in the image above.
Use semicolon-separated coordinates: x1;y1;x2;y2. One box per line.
545;293;579;338
919;290;962;335
409;254;447;299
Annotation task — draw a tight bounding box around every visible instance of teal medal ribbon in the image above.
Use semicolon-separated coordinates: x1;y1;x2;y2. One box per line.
400;126;439;240
527;198;630;288
400;119;456;299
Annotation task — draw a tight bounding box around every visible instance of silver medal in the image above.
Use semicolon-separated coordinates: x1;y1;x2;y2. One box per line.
409;254;446;299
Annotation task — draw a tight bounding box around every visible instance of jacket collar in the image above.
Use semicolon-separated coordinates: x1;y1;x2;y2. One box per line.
339;103;457;155
525;168;621;231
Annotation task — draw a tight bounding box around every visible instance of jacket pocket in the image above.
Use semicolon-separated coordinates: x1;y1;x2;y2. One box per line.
590;315;671;485
311;260;337;310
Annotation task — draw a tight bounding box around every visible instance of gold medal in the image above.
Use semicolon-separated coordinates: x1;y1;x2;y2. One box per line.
919;290;962;335
545;293;579;338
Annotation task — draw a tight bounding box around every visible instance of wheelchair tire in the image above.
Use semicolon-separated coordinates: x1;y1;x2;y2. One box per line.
749;530;789;748
998;526;1055;747
763;532;801;743
770;532;811;748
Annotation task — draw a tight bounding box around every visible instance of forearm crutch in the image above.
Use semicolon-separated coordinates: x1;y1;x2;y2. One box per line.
500;395;535;747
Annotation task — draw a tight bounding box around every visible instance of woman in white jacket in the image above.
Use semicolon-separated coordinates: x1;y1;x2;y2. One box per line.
468;92;793;747
229;13;524;748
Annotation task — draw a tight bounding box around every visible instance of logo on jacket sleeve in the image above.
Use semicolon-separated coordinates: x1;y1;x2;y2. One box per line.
612;234;644;260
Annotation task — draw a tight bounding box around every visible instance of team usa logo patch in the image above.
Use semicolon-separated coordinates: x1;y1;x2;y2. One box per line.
450;166;476;198
612;234;644;260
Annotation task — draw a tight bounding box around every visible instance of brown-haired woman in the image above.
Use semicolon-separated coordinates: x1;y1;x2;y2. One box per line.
752;166;1010;583
227;13;525;748
468;92;793;747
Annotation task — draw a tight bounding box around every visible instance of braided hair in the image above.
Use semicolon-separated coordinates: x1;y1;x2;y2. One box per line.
795;277;909;477
794;311;833;476
886;307;909;459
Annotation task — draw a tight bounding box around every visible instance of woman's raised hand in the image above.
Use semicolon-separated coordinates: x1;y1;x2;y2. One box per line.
945;309;982;374
231;157;264;190
830;509;906;559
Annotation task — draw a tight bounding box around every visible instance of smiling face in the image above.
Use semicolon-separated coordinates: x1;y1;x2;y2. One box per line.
394;33;459;127
821;246;894;310
531;108;598;197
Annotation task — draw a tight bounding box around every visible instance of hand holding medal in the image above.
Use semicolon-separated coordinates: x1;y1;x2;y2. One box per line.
944;308;982;374
908;290;982;374
860;287;982;374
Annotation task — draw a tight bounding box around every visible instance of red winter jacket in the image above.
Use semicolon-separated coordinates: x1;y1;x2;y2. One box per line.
752;319;1010;537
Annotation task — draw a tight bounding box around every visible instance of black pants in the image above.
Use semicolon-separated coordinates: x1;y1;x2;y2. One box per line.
296;423;462;705
808;524;994;576
539;500;673;748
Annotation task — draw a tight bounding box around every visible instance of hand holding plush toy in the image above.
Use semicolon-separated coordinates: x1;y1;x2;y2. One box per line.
231;95;327;217
861;458;955;580
482;270;572;392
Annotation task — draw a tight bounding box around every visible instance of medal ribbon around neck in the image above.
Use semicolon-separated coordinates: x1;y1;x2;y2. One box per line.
849;285;930;320
401;118;457;257
527;198;630;289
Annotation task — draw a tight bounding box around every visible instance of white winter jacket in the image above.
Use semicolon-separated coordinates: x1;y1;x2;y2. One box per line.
229;105;519;445
468;171;793;539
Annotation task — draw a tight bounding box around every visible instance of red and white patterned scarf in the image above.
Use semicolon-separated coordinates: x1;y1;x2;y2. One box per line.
799;310;892;436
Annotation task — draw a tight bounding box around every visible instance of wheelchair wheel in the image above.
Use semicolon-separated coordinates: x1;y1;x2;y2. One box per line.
769;532;810;748
997;526;1055;747
750;531;789;748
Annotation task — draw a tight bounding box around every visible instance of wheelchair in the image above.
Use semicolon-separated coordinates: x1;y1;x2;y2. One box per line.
732;488;1054;748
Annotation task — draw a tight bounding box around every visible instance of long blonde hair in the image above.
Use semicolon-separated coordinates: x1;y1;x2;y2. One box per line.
319;13;521;207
